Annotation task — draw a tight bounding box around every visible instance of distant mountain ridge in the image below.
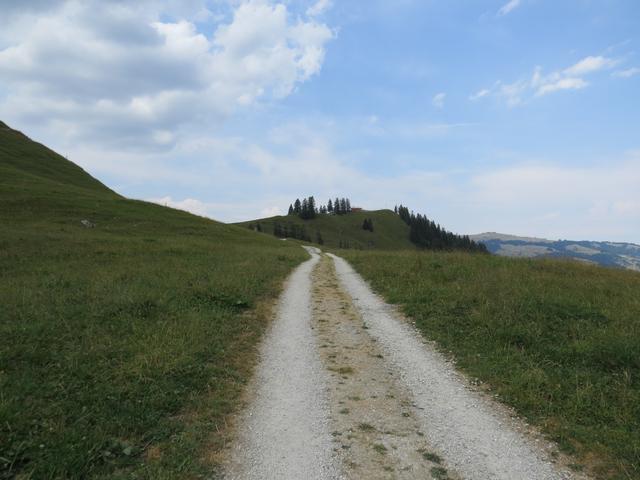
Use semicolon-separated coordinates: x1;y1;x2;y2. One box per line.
471;232;640;271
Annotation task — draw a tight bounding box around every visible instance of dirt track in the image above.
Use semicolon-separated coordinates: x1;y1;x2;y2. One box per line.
224;249;586;480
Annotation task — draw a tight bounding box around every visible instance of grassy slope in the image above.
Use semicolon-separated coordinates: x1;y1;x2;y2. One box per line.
341;250;640;479
238;209;414;250
0;123;307;479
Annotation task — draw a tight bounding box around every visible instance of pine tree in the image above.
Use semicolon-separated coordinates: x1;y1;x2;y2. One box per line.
398;204;487;253
308;196;317;219
301;198;309;219
327;199;333;213
346;198;351;213
335;197;340;214
288;204;294;215
294;199;301;214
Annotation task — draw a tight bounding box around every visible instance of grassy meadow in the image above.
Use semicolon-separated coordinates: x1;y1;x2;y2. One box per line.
341;250;640;479
0;123;307;478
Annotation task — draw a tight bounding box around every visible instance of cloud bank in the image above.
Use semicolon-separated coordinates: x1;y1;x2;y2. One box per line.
0;0;334;150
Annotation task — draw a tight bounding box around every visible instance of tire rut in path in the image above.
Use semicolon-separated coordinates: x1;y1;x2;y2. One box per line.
224;247;340;479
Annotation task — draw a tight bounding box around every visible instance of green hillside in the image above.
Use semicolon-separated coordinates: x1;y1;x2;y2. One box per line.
0;120;114;194
238;209;415;250
0;122;307;479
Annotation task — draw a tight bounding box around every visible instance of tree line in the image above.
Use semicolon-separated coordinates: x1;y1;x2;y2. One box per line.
395;205;488;253
288;196;353;219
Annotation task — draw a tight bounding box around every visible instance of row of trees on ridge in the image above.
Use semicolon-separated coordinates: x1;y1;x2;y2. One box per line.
394;205;487;253
288;196;353;219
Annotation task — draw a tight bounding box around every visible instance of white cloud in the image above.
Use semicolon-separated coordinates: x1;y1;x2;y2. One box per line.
469;89;490;101
0;0;334;150
536;77;588;96
432;92;446;108
497;0;521;16
480;54;619;106
306;0;332;17
533;56;617;96
563;55;618;77
613;67;640;78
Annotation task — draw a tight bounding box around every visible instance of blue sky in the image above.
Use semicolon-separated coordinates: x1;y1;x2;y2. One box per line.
1;0;639;241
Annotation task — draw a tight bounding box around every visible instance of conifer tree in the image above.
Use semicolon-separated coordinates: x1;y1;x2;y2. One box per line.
308;196;317;219
288;204;294;215
398;205;487;253
327;199;333;213
294;199;301;214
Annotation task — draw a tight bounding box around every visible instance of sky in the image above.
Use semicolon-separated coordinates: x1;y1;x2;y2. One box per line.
0;0;639;242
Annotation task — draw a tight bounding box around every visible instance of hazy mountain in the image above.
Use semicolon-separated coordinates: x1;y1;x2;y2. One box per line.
471;232;640;271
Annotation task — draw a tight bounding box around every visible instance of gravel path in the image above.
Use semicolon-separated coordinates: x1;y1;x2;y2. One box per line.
224;247;341;479
328;253;579;480
225;249;586;479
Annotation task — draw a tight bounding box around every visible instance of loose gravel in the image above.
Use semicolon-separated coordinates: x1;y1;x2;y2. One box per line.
224;247;341;479
328;253;581;480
